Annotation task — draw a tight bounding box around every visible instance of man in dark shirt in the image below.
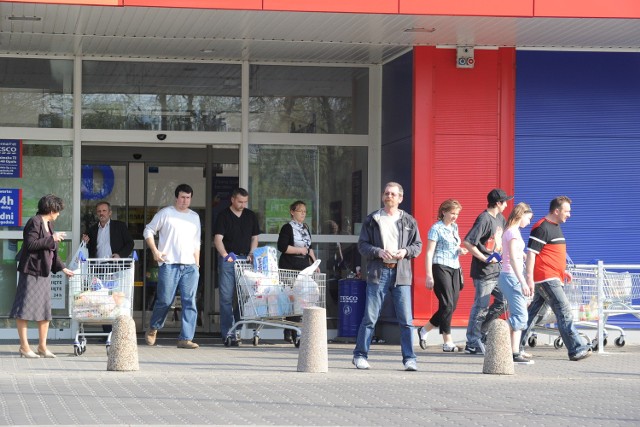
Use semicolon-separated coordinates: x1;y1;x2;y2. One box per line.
463;189;511;355
213;188;260;346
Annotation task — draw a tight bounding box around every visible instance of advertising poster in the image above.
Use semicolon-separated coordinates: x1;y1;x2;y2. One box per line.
0;139;22;178
0;188;22;227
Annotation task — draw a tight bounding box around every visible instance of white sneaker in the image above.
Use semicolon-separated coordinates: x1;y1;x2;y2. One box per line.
404;360;418;371
352;357;370;370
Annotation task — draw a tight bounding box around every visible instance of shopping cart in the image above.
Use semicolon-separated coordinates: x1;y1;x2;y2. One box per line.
526;264;639;351
230;259;326;347
69;257;135;355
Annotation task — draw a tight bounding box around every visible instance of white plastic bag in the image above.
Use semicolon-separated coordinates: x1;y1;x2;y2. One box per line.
67;241;88;271
293;259;321;313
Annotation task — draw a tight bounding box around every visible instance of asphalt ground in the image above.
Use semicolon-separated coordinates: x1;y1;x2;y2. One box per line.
1;335;639;426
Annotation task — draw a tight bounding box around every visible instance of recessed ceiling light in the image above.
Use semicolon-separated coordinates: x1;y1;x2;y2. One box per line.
403;27;436;33
8;15;42;22
200;49;215;53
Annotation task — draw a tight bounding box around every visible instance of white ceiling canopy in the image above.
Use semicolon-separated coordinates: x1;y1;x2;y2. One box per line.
1;3;640;64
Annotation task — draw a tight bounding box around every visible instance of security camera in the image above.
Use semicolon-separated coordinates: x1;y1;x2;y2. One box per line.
133;153;142;160
157;134;167;141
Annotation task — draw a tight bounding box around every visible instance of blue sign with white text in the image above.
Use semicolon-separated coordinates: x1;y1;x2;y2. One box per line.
0;189;22;227
0;139;22;178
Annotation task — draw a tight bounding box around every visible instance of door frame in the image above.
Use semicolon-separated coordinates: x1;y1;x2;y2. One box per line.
81;144;239;333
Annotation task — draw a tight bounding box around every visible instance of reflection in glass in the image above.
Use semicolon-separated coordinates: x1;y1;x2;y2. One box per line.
249;65;369;134
82;61;241;131
0;58;73;128
248;144;368;236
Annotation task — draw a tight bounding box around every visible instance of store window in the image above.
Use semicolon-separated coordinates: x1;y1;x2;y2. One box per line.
248;144;368;236
249;65;369;134
0;140;73;317
0;58;73;128
82;61;241;131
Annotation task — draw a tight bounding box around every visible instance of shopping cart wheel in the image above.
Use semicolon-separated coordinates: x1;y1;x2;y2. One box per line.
73;345;82;356
252;336;259;346
294;337;301;348
527;336;537;348
615;337;625;347
554;337;564;349
593;337;608;348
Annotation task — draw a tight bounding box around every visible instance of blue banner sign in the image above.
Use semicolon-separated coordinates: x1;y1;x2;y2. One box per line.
0;139;22;178
0;188;22;227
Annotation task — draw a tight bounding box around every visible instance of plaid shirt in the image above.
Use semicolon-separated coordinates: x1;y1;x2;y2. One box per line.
428;220;461;269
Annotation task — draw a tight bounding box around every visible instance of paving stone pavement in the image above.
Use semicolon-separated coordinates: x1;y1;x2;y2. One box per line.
1;336;639;426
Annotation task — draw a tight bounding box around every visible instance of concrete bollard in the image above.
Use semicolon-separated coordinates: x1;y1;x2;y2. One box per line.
107;315;139;372
482;319;514;375
297;307;328;373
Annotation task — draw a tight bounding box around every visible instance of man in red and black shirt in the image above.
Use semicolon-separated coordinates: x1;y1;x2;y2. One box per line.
520;196;592;361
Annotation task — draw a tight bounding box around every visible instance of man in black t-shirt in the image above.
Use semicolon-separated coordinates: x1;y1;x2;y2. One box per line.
213;188;260;346
463;189;511;355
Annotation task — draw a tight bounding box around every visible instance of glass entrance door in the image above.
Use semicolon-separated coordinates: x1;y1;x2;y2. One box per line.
81;147;207;333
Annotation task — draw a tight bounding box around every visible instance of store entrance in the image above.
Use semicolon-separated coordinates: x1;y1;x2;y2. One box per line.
81;145;239;334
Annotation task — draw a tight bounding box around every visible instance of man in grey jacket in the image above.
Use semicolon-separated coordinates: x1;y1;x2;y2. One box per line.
352;182;423;371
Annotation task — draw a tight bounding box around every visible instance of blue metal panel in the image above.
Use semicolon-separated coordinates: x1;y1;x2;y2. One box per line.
515;51;640;328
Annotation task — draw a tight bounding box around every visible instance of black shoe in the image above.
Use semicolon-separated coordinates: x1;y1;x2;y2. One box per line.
570;348;592;361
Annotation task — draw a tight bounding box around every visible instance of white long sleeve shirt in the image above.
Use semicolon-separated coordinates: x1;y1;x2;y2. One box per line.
143;206;201;265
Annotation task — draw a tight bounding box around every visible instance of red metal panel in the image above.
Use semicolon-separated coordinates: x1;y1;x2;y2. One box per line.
263;0;398;14
123;0;261;9
400;0;533;17
412;46;436;323
5;0;121;5
412;47;516;327
535;0;640;18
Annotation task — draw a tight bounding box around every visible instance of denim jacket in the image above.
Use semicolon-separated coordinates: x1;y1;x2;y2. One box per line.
357;209;422;286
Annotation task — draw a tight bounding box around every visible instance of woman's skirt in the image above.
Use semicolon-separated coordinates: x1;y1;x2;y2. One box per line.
10;273;52;321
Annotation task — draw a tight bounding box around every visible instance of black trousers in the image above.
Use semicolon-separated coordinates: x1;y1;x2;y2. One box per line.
428;264;462;335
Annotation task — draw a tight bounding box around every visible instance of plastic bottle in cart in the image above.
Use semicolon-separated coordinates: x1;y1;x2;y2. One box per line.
589;296;598;320
579;304;587;321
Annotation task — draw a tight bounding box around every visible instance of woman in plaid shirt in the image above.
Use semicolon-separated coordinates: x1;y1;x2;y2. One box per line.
417;199;469;352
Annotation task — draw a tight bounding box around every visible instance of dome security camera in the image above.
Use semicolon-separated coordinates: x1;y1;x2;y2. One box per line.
157;134;167;141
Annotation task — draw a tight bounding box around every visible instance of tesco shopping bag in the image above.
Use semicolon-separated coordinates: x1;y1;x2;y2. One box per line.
67;241;88;271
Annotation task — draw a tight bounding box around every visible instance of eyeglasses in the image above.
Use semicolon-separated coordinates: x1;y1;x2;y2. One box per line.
294;210;307;213
384;192;401;197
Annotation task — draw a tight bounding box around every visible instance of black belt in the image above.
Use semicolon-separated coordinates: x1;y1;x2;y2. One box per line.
382;262;397;269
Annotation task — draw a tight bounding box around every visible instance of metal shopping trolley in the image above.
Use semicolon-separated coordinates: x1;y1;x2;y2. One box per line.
230;259;326;347
69;257;135;355
526;264;639;351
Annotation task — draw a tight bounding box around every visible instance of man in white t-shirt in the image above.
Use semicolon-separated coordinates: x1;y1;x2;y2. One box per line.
352;182;422;371
144;184;201;349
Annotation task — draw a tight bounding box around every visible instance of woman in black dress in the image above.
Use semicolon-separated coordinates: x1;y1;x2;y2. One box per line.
12;194;74;358
277;200;317;343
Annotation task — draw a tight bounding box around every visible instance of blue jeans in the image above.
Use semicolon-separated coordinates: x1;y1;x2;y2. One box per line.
149;263;199;341
498;272;528;331
353;268;416;364
520;279;590;359
219;255;242;338
465;276;506;346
